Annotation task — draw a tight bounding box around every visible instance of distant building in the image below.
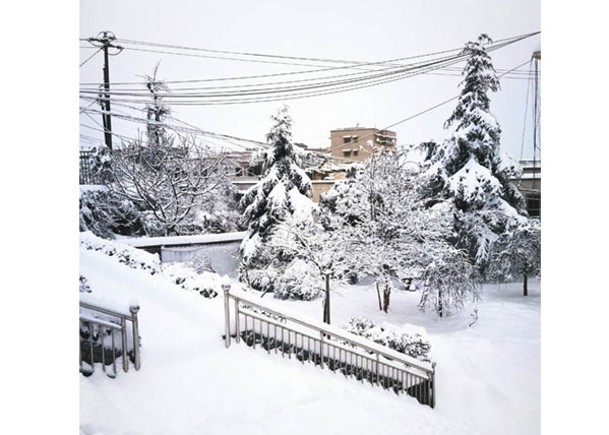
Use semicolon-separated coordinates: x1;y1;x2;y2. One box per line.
329;127;397;161
513;160;541;218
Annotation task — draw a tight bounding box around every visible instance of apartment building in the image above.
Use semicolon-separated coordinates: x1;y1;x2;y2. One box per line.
329;127;397;161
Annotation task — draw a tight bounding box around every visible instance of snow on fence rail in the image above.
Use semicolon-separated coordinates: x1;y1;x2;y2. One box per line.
79;301;141;378
222;285;437;408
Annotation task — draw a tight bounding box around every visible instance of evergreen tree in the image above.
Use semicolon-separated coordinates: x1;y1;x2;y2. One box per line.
239;107;317;291
422;34;527;270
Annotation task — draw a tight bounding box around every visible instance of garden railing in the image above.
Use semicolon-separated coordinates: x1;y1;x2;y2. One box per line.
223;284;436;408
79;301;141;378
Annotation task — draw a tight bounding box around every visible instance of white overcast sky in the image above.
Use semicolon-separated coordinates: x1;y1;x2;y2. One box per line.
79;0;540;160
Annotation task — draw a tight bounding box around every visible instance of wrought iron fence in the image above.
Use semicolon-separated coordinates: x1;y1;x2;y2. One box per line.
79;301;141;378
223;285;436;408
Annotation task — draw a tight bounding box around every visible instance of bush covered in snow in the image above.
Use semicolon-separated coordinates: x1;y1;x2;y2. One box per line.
344;316;432;362
272;259;324;301
80;187;146;239
81;231;161;275
80;275;92;293
80;232;219;298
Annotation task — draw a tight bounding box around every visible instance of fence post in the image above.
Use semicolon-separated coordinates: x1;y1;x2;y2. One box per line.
223;283;231;348
121;318;129;372
319;331;324;369
130;305;141;370
431;362;437;408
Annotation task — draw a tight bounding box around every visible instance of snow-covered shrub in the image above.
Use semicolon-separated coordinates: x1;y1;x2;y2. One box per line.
81;232;220;299
344;316;432;362
80;187;146;239
273;258;324;301
80;275;92;293
81;231;161;275
161;263;220;299
344;316;375;335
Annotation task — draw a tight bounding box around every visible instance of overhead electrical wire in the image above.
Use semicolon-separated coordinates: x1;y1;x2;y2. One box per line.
80;31;539;88
519;60;533;161
80;47;474;93
331;58;535;148
79;34;537;107
80;46;103;68
80;32;540;152
112;31;539;69
79;53;472;106
81;105;268;151
79;52;470;99
77;54;472;106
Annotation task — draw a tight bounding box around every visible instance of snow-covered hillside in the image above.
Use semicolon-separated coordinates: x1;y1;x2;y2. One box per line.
79;237;540;435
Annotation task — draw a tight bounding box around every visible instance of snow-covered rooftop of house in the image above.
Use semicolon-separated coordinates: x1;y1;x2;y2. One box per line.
120;231;247;248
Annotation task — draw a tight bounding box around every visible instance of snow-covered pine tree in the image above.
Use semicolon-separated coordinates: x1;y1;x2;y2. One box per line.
487;218;541;296
239;107;317;292
422;34;527;271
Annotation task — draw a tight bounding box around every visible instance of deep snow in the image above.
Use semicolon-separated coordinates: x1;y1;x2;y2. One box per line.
79;237;540;435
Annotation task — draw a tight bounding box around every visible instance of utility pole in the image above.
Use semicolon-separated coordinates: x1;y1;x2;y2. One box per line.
87;31;123;151
532;50;541;217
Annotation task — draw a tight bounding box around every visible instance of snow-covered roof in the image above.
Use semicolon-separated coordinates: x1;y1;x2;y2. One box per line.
121;231;247;248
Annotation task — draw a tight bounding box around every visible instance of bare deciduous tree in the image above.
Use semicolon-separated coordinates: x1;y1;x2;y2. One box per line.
108;135;230;236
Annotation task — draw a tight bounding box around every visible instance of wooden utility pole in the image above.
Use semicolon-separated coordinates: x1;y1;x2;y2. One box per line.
87;31;123;151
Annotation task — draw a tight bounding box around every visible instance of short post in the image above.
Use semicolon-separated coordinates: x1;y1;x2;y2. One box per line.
431;362;437;408
375;353;380;385
121;318;128;372
223;282;231;348
130;305;141;370
323;272;331;324
319;331;325;369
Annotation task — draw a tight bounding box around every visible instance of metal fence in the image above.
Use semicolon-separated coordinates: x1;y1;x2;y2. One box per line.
79;301;141;378
223;285;436;408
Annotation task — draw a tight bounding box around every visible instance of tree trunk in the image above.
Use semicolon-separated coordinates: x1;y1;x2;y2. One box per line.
382;285;391;313
375;282;383;311
523;272;528;296
323;273;331;324
437;289;444;318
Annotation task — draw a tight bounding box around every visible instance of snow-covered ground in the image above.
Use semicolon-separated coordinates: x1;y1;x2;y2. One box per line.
79;237;540;435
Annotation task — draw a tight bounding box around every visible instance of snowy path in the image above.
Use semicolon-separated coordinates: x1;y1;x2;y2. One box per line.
80;248;481;435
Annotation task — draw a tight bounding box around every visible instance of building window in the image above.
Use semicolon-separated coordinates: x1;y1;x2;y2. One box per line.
343;151;351;157
353;150;359;157
526;193;541;218
343;137;352;144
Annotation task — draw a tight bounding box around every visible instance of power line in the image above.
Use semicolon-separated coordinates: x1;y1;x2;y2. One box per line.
79;52;469;99
114;31;539;68
79;53;476;106
80;31;539;87
80;46;103;68
365;59;535;142
78;36;533;107
80;109;267;151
